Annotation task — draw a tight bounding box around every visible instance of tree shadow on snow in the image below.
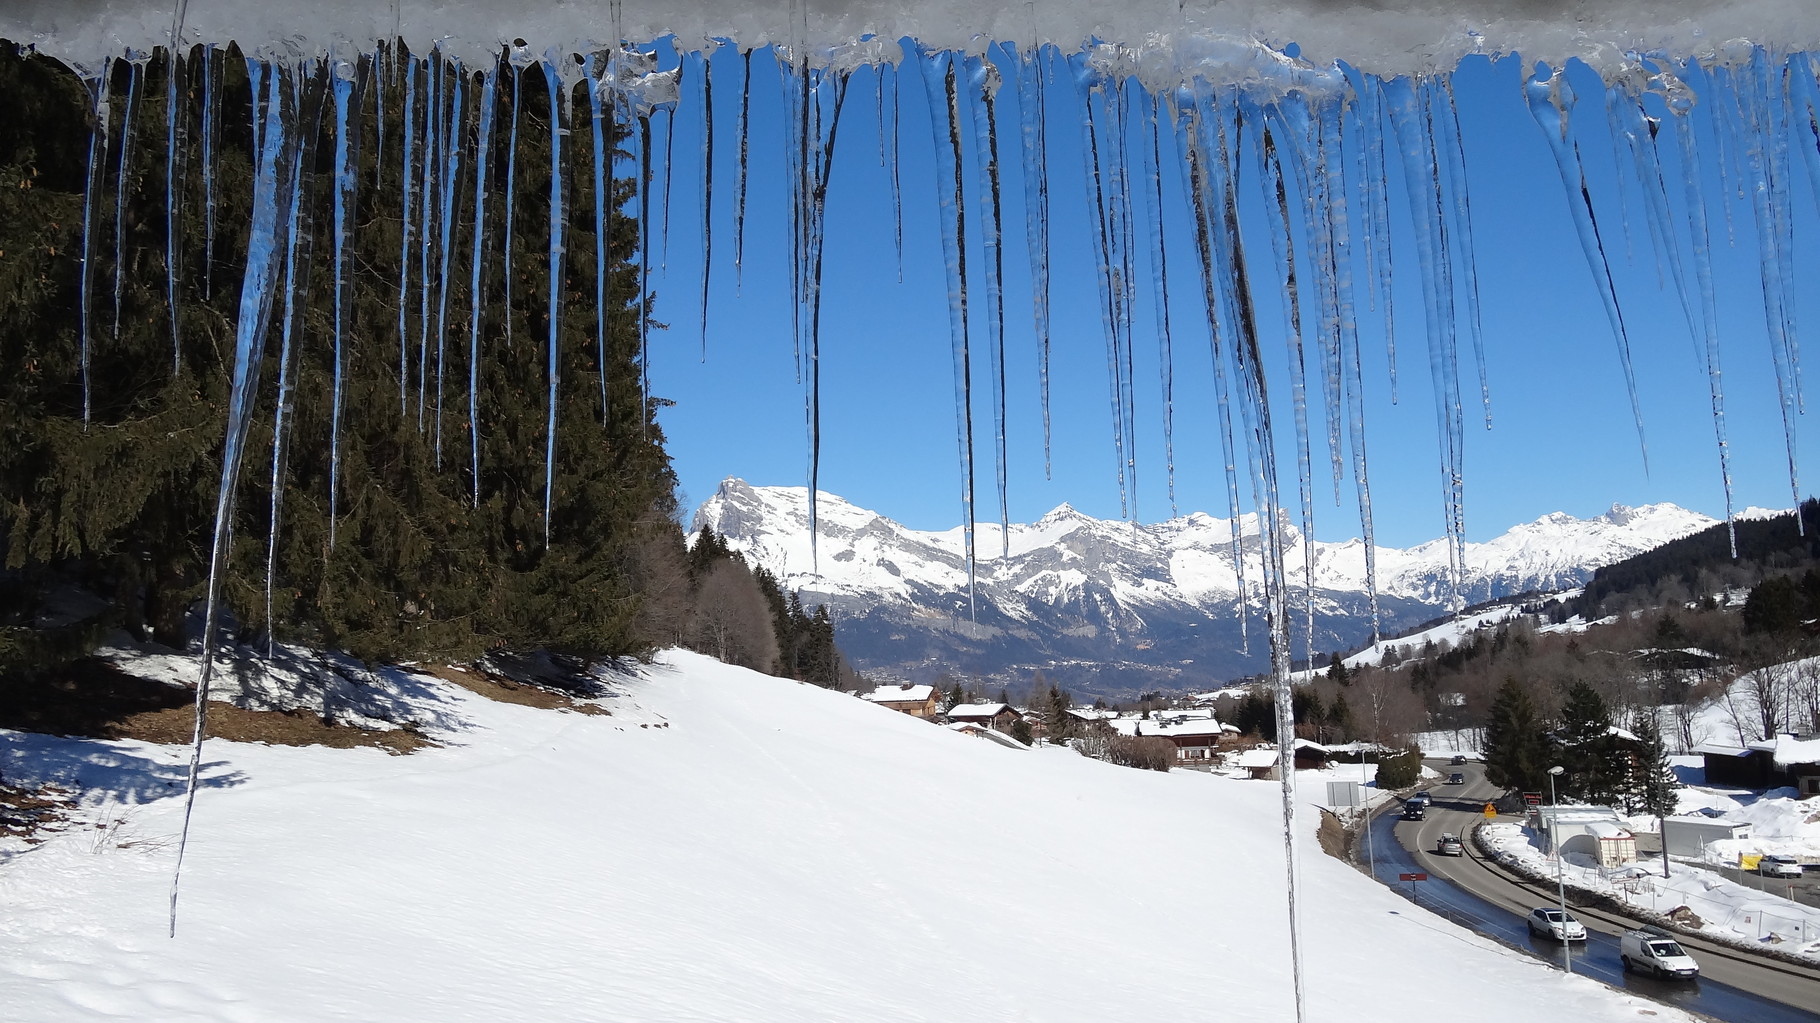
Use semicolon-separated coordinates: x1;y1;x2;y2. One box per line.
0;729;246;806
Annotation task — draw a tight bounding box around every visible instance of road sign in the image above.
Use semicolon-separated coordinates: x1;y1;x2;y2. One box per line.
1484;802;1497;818
1398;872;1428;881
1523;792;1543;806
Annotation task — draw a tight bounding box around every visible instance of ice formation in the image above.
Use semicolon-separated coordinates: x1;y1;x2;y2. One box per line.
6;1;1820;1014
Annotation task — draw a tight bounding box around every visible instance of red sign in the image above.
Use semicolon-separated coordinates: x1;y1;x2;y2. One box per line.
1523;792;1543;806
1398;872;1428;882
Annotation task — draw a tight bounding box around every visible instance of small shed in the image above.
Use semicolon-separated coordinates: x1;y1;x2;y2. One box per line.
1660;815;1752;856
1533;805;1636;866
1234;747;1280;781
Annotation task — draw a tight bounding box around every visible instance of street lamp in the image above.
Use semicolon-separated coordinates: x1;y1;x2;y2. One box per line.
1549;765;1571;975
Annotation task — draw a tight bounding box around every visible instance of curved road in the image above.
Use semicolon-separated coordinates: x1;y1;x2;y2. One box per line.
1359;760;1820;1022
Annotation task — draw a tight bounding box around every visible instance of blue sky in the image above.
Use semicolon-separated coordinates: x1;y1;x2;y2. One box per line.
641;45;1820;547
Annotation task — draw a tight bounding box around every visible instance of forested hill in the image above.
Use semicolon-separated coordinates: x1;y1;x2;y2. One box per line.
0;45;848;687
1569;500;1820;618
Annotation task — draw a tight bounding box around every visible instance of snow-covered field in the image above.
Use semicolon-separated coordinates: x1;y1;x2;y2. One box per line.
2;650;1697;1021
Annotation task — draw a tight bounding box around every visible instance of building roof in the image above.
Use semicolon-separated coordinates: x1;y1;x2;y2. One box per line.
864;684;935;704
1586;821;1632;840
1235;748;1280;769
948;702;1012;718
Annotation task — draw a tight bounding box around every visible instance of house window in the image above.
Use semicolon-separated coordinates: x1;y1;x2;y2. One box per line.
1801;776;1820;797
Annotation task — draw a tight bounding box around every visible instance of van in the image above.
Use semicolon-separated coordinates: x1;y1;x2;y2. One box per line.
1620;928;1699;979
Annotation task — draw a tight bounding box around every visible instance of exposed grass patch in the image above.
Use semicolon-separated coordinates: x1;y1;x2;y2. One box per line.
0;659;434;753
418;663;609;715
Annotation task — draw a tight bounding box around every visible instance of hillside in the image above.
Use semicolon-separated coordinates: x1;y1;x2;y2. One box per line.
0;648;1690;1022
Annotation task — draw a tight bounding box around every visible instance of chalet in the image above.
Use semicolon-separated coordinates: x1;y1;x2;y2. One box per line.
1110;714;1240;766
1696;734;1820;796
863;683;940;720
946;702;1021;732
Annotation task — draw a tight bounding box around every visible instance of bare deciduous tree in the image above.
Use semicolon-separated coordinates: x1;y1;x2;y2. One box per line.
690;561;781;672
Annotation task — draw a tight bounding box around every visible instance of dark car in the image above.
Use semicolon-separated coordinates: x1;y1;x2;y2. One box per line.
1450;754;1467;765
1447;772;1466;785
1407;791;1431;808
1401;803;1426;821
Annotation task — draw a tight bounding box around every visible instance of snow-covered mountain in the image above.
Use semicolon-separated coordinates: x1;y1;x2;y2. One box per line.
693;478;1716;697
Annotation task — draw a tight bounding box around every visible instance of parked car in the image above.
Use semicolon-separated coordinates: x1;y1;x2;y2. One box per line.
1526;907;1587;942
1759;854;1804;878
1450;754;1467;765
1621;928;1699;979
1401;803;1426;821
1435;833;1463;856
1446;772;1466;785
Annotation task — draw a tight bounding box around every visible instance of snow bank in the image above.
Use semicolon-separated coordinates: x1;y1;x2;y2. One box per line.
2;648;1691;1021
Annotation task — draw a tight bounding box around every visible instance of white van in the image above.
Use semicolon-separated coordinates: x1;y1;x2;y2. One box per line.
1620;928;1699;979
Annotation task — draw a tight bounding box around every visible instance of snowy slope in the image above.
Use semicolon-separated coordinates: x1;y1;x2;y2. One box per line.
0;650;1692;1022
694;478;1715;691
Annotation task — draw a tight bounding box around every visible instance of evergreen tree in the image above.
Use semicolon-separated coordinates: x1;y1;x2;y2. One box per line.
1555;681;1622;805
1630;709;1680;819
1482;677;1550;795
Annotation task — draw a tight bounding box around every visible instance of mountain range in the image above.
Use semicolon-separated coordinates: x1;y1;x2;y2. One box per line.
691;478;1717;699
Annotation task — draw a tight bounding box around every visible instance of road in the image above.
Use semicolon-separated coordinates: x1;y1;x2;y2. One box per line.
1359;760;1820;1022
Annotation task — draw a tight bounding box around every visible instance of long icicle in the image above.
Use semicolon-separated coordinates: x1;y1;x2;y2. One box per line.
1017;41;1053;475
589;57;613;417
917;46;978;611
112;58;141;347
78;62;112;428
329;64;360;549
164;46;186;373
469;64;498;505
698;44;715;356
433;63;465;464
543;60;567;546
397;53;418;413
964;54;1011;559
416;51;440;429
172;57;303;937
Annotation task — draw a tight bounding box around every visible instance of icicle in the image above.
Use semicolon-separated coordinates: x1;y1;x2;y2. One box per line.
881;60;904;281
433;64;464;465
269;64;327;656
329;64;359;550
1321;97;1383;642
1660;72;1740;556
1069;48;1138;520
964;54;1011;559
112;58;141;346
1178;84;1251;653
1142;90;1178;516
77;62;112;427
1382;75;1468;606
1523;63;1648;466
164;47;186;373
1249;116;1319;668
173;56;303;938
1729;54;1804;519
542;61;567;547
470;65;498;506
200;45;218;299
916;46;978;609
504;57;525;347
417;52;440;429
1018;41;1053;476
588;58;612;417
1431;80;1490;430
802;65;853;572
638;112;653;406
698;43;716;355
1350;75;1398;402
735;46;751;291
398;53;418;413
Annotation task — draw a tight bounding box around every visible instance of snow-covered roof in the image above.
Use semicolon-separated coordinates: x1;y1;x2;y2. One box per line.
1586;821;1632;840
1235;749;1280;769
1693;741;1750;758
1662;815;1749;830
947;703;1012;718
1112;717;1225;740
1755;734;1820;767
865;684;934;704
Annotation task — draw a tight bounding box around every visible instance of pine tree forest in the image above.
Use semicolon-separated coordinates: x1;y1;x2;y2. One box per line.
0;46;847;690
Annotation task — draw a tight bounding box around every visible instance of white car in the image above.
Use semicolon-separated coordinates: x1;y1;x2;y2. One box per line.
1759;854;1804;878
1621;928;1699;979
1526;907;1586;942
